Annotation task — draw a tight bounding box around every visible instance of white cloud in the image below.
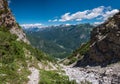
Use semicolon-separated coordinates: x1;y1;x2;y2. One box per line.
93;21;104;26
20;23;45;29
59;11;88;22
93;9;119;26
53;19;58;22
102;9;119;20
59;13;71;22
58;6;119;22
65;23;71;26
48;19;58;22
85;6;104;19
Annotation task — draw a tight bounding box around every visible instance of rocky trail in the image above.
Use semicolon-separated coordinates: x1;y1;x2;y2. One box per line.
28;67;39;84
26;63;120;84
61;63;120;84
62;65;99;84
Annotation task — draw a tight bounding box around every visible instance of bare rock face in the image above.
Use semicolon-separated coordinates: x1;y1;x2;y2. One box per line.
89;11;120;65
0;0;29;44
72;11;120;84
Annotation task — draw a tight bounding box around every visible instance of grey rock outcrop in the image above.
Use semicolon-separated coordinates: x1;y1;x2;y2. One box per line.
63;63;120;84
0;0;29;44
63;10;120;84
89;11;120;65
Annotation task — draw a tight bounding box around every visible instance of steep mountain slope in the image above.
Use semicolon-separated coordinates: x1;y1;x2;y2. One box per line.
0;0;76;84
62;11;120;84
74;11;120;67
0;0;29;44
24;24;93;58
89;11;120;66
64;11;120;67
62;41;90;65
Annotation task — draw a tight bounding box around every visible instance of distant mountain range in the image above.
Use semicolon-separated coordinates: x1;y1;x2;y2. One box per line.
22;24;76;32
23;23;94;58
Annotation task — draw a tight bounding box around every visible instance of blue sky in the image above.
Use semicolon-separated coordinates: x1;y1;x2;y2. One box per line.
9;0;120;27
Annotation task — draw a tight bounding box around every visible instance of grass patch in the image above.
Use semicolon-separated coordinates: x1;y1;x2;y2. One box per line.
0;26;31;83
64;41;90;65
39;70;76;84
0;26;56;83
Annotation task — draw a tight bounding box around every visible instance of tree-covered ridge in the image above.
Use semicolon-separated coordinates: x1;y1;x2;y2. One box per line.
25;23;94;58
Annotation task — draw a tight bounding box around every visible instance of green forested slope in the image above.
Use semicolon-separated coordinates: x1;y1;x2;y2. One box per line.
25;24;93;58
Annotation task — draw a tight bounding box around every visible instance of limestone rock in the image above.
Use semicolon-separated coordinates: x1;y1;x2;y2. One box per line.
89;11;120;65
0;0;29;44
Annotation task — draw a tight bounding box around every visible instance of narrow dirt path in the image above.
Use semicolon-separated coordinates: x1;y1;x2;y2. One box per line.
28;67;39;84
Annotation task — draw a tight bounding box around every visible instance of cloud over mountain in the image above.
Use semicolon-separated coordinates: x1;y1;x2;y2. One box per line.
59;6;119;22
20;23;45;29
48;19;58;22
49;6;119;24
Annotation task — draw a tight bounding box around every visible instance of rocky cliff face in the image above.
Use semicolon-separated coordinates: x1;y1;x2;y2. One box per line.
0;0;29;44
89;11;120;65
74;11;120;67
68;11;120;84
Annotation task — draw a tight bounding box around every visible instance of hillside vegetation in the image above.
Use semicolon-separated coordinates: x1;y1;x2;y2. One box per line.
25;24;93;58
0;26;54;83
0;24;78;84
62;41;90;65
0;0;78;83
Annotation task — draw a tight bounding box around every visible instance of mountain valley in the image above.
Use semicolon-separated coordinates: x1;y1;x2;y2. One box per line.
0;0;120;84
23;24;93;58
